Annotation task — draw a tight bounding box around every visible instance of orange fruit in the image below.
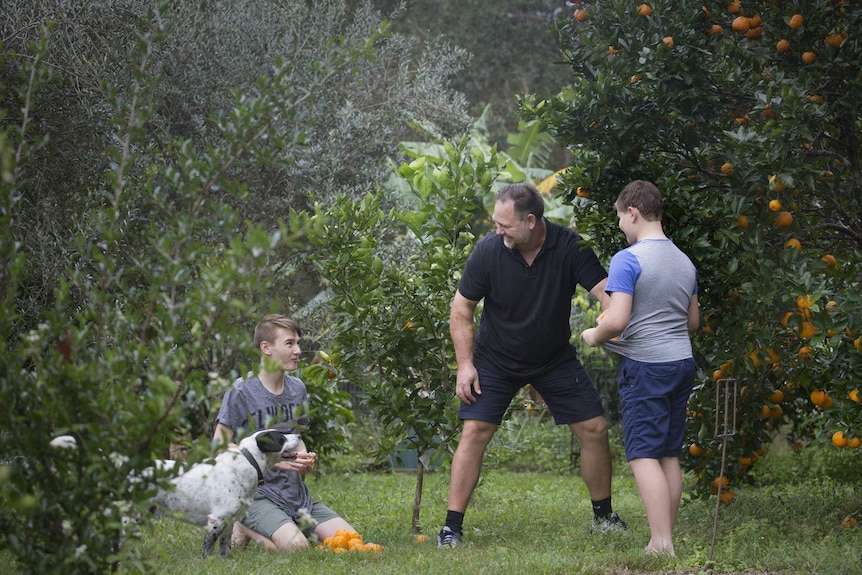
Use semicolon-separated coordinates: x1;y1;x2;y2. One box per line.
798;346;812;359
800;321;817;338
348;539;364;550
832;430;849;447
769;175;786;191
574;8;587;22
719;490;736;504
713;369;727;382
825;34;845;48
784;238;801;251
761;404;772;419
849;389;861;403
769;405;783;420
689;443;705;456
766;348;780;365
780;311;794;327
711;475;729;493
719;360;734;373
637;3;653;16
775;211;793;228
849;437;862;449
736;214;749;228
727;1;740;14
808;94;824;104
768;199;782;211
746;27;764;40
709;24;724;37
415;534;428;543
631;74;642;83
802;51;817;64
663;36;674;48
843;516;859;528
855;336;862;352
721;162;734;176
738;456;753;466
810;389;827;407
821;254;836;268
732;16;750;33
789;14;804;29
576;186;591;198
769;389;785;403
749;14;762;27
746;349;760;367
776;39;791;52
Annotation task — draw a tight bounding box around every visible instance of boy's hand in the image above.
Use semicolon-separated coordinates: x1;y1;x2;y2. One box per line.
277;451;317;474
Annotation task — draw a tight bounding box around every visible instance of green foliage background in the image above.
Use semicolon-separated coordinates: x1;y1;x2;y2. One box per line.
2;0;861;572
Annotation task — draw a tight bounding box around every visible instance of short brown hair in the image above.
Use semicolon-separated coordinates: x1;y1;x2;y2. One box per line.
253;314;303;349
495;183;545;220
616;180;663;221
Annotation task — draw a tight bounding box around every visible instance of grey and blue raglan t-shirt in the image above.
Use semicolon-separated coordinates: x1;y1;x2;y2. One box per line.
602;239;697;363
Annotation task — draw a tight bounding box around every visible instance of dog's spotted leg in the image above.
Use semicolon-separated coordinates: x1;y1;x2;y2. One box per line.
219;521;233;556
202;516;224;559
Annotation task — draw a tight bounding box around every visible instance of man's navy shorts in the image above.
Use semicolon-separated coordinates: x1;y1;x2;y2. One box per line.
617;356;696;461
459;361;605;425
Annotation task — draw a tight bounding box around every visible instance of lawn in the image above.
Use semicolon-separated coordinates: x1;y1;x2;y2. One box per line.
3;418;860;574
122;450;861;575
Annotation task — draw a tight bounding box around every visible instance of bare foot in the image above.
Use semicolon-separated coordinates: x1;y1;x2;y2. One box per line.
645;545;675;557
231;522;252;548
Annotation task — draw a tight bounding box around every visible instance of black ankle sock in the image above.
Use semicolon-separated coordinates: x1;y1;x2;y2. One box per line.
591;497;613;518
445;510;464;533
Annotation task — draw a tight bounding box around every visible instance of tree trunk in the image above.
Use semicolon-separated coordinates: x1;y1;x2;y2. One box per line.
411;453;425;533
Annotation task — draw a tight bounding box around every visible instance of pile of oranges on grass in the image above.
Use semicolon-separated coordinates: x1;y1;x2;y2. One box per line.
319;530;383;553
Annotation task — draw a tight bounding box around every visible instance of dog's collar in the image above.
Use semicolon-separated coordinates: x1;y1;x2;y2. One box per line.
240;448;265;485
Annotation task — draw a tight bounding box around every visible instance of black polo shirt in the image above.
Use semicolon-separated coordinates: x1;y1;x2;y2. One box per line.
458;219;608;380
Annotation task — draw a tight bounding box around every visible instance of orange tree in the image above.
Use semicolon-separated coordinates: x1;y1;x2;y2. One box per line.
525;0;862;494
301;138;505;531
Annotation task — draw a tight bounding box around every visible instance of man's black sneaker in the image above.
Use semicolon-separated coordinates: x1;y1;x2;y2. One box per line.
437;526;462;548
591;511;628;534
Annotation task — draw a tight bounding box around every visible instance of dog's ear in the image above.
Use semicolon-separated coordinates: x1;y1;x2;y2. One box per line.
255;430;287;453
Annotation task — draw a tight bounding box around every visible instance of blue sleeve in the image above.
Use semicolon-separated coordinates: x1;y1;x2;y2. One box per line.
605;250;640;295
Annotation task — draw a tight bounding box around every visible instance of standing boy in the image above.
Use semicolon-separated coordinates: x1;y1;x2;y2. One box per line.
581;180;699;556
214;314;358;552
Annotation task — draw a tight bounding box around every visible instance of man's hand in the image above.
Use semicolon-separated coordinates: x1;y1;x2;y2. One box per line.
456;363;481;405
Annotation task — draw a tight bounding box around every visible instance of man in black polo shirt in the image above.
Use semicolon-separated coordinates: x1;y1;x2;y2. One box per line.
437;183;627;548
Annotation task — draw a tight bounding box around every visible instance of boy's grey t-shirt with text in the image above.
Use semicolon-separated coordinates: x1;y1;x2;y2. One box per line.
215;374;314;519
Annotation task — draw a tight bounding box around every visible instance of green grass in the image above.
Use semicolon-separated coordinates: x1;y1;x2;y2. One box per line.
113;455;861;575
3;416;861;574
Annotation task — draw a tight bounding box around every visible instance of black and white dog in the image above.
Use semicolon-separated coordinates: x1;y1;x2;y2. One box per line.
50;429;301;559
151;429;301;558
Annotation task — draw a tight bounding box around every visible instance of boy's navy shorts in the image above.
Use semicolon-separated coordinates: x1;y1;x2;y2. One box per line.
459;361;605;425
617;356;696;461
